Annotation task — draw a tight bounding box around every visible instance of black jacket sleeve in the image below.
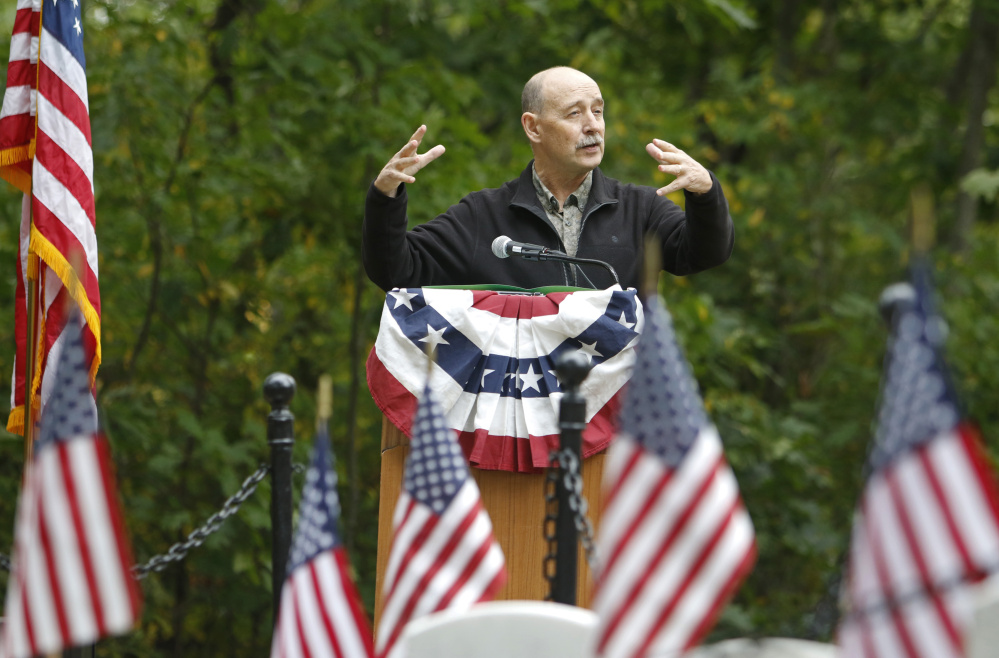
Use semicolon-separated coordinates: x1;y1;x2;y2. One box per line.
648;171;734;276
362;182;480;291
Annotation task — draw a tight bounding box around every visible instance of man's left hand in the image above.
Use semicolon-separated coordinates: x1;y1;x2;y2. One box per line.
646;138;713;196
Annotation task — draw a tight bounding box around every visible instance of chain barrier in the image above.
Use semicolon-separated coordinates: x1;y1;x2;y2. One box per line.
554;447;599;571
542;448;599;599
132;463;271;580
1;462;306;580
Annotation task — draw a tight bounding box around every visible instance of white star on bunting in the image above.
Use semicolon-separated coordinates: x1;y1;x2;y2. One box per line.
419;325;450;353
617;312;635;329
389;289;418;311
576;340;602;363
519;364;544;392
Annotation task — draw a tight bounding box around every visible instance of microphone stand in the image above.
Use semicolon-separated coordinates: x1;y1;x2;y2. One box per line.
522;248;620;288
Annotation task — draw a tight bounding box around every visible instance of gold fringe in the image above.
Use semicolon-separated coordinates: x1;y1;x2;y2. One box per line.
0;140;36;194
7;406;24;435
30;227;103;385
0;165;31;195
0;144;31;166
30;297;44;398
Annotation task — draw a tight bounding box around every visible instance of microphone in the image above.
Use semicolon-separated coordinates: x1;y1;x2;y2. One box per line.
490;235;620;287
491;236;563;260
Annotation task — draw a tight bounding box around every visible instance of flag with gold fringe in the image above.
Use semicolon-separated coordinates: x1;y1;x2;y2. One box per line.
1;0;100;434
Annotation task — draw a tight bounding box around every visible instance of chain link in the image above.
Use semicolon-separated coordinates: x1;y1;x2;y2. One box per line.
554;447;599;571
132;463;271;579
542;465;559;600
0;551;10;572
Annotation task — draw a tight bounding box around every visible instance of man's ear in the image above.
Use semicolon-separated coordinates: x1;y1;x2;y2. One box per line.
521;112;542;144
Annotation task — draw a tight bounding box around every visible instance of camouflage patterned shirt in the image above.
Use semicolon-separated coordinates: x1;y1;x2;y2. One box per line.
531;165;592;258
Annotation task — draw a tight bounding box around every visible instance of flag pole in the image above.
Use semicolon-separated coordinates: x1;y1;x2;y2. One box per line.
23;253;39;459
22;0;45;461
317;374;333;431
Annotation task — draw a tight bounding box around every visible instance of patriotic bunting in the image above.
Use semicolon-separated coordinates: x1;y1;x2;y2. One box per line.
367;286;642;472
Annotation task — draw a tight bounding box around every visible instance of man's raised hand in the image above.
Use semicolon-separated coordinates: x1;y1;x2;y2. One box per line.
374;125;446;198
646;139;713;196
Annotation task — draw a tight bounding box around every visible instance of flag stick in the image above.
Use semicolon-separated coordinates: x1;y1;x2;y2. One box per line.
317;374;333;429
23;256;38;457
23;0;45;460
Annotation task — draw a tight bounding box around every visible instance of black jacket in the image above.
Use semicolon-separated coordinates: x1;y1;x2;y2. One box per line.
363;162;734;291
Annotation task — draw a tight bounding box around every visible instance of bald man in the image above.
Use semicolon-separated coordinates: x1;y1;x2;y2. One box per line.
362;67;733;291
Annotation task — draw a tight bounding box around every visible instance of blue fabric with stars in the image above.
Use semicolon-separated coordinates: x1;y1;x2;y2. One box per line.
617;296;708;469
287;424;344;573
43;0;87;70
386;288;639;400
35;313;97;451
404;384;471;515
868;263;961;472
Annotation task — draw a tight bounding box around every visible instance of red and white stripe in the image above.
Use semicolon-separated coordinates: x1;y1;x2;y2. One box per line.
838;424;999;657
0;0;39;153
593;426;757;658
270;548;375;658
1;435;141;658
376;479;506;658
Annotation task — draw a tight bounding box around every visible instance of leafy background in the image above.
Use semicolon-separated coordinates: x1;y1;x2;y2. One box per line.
0;0;997;654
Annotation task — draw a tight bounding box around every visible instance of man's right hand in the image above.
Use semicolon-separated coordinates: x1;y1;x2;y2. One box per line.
373;125;446;198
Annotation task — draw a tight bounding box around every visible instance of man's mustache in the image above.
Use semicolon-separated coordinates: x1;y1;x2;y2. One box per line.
577;135;604;149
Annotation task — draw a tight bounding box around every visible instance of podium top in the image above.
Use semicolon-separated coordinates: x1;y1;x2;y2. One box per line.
426;284;594;294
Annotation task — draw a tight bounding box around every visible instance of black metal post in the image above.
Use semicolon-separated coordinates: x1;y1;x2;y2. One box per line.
552;351;592;605
264;372;296;626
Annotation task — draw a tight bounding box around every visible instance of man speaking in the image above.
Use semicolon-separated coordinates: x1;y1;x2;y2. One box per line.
362;66;734;291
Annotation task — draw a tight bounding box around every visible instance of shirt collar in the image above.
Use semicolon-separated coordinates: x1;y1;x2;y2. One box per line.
532;165;593;212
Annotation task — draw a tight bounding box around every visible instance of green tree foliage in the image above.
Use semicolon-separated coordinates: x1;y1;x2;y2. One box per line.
0;0;996;654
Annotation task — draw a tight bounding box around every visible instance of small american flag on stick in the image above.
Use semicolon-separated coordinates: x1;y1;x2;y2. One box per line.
0;315;141;657
270;424;374;658
837;264;999;657
592;295;756;658
375;382;506;658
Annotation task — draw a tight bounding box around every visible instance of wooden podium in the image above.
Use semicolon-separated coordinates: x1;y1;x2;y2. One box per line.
373;417;606;627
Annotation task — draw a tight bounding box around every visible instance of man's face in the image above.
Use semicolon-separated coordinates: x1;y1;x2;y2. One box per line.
533;71;605;178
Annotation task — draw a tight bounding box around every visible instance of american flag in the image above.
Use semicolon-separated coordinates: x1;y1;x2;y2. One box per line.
0;316;141;658
1;0;101;435
837;265;999;657
270;425;375;658
592;295;756;658
375;383;507;658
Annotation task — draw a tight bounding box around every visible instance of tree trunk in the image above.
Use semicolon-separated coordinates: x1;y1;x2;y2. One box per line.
952;3;999;252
